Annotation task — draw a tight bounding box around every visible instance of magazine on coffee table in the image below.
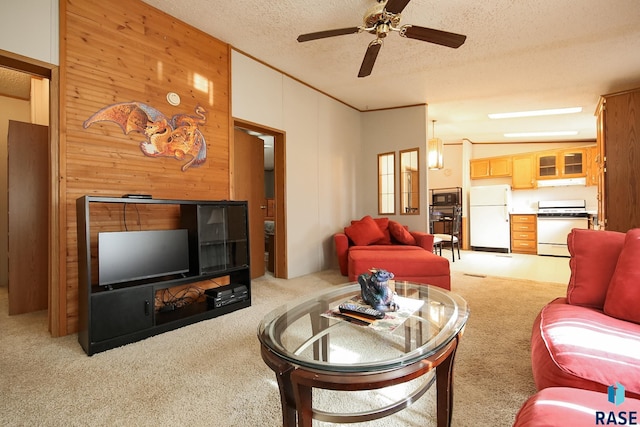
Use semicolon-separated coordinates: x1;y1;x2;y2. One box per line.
322;295;425;332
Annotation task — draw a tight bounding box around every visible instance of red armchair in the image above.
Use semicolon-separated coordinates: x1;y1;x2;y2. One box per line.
334;216;450;290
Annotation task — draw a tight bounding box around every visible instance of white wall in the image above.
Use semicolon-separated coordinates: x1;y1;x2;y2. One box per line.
0;0;59;65
232;50;361;278
361;106;429;232
428;143;463;190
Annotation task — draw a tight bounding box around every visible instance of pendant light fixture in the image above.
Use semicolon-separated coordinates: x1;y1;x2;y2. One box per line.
428;120;444;170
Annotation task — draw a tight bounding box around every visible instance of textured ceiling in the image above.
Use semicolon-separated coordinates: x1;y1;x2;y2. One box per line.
141;0;640;143
4;1;640;144
0;67;31;100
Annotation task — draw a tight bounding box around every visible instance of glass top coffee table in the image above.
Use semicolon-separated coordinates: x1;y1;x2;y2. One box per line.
258;281;469;427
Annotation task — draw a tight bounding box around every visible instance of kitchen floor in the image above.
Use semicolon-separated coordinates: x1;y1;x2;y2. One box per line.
447;249;571;284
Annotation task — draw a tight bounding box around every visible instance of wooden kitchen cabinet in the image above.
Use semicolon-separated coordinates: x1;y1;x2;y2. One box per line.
470;156;512;179
536;152;558;179
596;88;640;232
561;149;586;177
510;214;537;254
536;148;586;180
471;145;595;186
511;154;536;189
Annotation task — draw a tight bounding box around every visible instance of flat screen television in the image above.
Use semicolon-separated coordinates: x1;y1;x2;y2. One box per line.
98;229;190;286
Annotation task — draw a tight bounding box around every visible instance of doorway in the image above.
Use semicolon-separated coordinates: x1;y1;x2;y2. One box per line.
0;51;58;331
233;119;287;279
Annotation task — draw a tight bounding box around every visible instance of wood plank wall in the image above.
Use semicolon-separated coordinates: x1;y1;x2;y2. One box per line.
60;0;231;334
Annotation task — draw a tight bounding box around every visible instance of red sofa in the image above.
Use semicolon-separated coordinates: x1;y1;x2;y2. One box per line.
514;387;640;426
334;215;450;290
516;228;640;425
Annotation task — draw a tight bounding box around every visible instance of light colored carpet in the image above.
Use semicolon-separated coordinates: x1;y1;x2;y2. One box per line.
0;270;565;426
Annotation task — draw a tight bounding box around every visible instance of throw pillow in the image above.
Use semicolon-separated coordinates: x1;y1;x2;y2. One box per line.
349;217;391;245
566;228;625;309
388;220;416;245
344;215;385;246
603;228;640;324
373;217;392;245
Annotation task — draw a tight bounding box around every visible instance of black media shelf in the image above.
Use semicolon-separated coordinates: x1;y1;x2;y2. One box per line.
76;196;251;356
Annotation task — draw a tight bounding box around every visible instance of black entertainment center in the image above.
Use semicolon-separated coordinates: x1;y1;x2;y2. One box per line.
76;196;251;355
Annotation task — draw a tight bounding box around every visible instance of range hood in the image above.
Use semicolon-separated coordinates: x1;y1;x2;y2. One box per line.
536;177;587;187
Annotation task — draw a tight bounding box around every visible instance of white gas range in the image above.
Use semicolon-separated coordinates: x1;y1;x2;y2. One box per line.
536;200;590;257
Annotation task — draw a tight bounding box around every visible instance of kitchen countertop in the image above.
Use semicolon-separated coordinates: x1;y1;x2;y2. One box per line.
510;210;537;215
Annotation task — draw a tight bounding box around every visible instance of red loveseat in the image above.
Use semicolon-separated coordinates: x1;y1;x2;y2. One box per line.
334;215;450;290
515;228;640;425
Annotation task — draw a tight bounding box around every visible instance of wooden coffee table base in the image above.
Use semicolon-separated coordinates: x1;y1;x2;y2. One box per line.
261;333;460;427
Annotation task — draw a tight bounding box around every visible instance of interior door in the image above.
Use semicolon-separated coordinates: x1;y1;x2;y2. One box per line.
233;128;265;278
7;120;49;315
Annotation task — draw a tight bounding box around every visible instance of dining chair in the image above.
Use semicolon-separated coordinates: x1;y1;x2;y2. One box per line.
433;205;462;262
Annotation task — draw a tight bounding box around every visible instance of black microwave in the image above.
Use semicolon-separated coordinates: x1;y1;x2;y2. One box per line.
432;192;459;206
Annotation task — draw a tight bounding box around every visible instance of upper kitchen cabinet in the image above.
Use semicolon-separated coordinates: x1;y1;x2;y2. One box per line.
470;156;512;179
535;148;586;180
561;149;586;177
596;88;640;232
536;152;558;178
511;154;536;189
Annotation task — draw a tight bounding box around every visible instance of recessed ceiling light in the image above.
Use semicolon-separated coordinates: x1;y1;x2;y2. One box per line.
504;131;579;138
489;107;583;119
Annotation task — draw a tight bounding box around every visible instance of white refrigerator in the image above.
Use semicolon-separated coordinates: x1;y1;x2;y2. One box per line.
470;184;512;252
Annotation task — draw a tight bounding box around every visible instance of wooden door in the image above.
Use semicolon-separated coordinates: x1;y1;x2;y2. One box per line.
233;129;265;278
7;121;49;315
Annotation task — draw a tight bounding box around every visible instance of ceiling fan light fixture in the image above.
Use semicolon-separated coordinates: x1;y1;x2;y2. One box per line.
376;23;390;38
428;120;444;170
296;0;467;77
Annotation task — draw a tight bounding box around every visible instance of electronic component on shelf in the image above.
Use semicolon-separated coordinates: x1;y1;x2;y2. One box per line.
338;303;385;320
205;285;248;308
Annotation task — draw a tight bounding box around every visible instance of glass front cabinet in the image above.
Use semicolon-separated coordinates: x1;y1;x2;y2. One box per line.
536;148;585;180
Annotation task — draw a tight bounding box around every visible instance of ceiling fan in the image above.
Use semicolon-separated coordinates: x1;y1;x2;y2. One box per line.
297;0;467;78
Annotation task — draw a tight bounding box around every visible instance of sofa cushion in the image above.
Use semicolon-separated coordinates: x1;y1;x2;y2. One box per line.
344;215;385;246
388;220;416;245
532;299;640;398
566;228;625;309
513;387;640;427
347;246;451;289
604;229;640;324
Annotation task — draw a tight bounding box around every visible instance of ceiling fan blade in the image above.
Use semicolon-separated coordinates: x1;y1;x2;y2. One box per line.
358;40;383;78
297;27;361;42
401;25;467;48
384;0;413;14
